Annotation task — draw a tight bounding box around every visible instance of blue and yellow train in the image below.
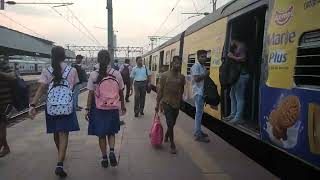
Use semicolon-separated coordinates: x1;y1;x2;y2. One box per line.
142;0;320;169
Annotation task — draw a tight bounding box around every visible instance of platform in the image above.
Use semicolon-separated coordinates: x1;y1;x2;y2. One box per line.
0;91;277;180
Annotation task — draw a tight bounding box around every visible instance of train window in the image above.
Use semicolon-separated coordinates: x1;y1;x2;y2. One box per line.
294;30;320;88
170;49;176;62
204;50;211;72
187;54;196;75
165;51;170;64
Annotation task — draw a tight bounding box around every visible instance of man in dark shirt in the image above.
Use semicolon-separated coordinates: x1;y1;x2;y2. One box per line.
0;56;15;157
156;56;185;154
72;55;87;111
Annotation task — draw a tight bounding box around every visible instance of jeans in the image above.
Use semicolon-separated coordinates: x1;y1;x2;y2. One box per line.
194;94;205;136
230;74;249;121
73;83;81;109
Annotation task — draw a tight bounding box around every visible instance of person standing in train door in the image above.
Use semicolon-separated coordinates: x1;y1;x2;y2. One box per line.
85;50;126;168
29;46;80;178
155;56;185;154
191;50;210;143
0;56;16;158
130;56;151;117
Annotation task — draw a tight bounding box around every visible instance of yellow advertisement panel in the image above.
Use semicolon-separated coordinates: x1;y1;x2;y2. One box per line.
182;17;227;119
266;0;320;88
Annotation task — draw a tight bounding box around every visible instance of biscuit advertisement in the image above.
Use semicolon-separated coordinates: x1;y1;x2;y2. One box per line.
260;85;320;168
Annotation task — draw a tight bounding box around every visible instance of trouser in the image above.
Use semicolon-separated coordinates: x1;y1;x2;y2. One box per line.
230;74;249;120
73;83;81;109
124;81;131;101
163;103;179;145
134;81;147;114
194;94;205;136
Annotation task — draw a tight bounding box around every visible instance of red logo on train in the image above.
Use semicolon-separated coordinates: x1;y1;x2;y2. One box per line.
275;5;294;26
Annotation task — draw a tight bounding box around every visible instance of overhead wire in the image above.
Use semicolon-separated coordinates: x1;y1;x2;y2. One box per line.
60;0;102;45
36;0;100;45
192;0;199;13
0;12;47;39
152;0;182;36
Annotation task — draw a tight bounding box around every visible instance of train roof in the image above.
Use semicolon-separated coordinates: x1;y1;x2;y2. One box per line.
142;0;267;57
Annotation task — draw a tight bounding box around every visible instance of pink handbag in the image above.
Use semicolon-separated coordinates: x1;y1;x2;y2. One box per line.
150;113;163;146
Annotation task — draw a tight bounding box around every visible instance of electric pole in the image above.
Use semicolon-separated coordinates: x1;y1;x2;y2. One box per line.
212;0;217;13
107;0;114;62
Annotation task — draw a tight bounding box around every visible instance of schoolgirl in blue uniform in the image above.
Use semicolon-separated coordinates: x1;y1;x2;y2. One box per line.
29;46;80;178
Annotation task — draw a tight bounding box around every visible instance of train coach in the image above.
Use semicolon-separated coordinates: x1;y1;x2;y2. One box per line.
142;0;320;170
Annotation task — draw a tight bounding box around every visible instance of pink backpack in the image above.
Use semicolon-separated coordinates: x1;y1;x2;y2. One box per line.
95;69;120;110
150;113;164;146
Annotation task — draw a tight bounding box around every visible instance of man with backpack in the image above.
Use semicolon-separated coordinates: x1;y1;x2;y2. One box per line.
0;56;16;158
191;50;210;143
120;59;132;102
72;55;88;111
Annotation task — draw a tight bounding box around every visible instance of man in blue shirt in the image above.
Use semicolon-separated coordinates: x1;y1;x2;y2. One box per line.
130;56;151;117
191;50;210;143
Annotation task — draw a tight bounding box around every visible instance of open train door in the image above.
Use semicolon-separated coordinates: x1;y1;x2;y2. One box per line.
220;3;267;132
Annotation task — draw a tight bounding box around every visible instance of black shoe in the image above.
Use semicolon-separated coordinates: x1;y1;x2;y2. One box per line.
109;152;118;167
120;120;125;126
55;167;67;178
101;158;109;168
135;113;139;117
140;112;144;115
126;99;130;102
200;132;208;138
195;135;210;143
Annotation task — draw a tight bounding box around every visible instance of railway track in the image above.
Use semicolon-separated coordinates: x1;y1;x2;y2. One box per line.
8;87;88;127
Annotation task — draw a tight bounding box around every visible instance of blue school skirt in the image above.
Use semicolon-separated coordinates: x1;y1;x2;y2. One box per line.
88;99;120;137
45;109;80;134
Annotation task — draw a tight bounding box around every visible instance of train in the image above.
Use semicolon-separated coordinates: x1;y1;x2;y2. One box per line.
142;0;320;169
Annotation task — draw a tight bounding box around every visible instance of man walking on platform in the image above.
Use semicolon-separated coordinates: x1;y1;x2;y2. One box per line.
191;50;210;143
72;55;87;111
156;56;185;154
120;59;133;102
0;56;16;157
130;56;151;117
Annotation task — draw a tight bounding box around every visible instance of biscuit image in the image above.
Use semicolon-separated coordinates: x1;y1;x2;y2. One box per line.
269;95;300;140
277;96;300;128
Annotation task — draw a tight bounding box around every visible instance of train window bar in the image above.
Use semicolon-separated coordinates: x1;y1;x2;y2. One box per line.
294;30;320;88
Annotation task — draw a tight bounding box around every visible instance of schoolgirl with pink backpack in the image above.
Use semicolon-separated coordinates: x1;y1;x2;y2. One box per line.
85;50;126;168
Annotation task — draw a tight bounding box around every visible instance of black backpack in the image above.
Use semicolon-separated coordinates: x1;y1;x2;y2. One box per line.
204;75;220;106
11;76;29;111
73;64;87;83
121;65;130;84
219;57;241;88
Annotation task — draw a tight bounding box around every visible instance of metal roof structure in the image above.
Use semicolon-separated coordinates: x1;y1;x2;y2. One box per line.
0;26;75;58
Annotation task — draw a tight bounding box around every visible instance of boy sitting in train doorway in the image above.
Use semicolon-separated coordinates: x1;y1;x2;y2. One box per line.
156;56;185;154
191;50;210;143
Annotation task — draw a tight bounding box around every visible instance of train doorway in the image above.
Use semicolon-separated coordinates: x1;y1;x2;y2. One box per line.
221;6;267;133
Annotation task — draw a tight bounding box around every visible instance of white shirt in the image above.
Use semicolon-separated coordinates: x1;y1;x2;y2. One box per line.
191;62;206;97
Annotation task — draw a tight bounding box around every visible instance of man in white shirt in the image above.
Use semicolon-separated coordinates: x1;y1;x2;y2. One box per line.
191;50;210;143
130;57;151;117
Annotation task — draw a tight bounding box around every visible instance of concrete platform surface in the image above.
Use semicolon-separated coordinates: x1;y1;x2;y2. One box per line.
0;92;277;180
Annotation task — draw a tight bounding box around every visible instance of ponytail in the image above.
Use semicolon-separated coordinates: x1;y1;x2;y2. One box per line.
96;50;111;83
51;46;66;84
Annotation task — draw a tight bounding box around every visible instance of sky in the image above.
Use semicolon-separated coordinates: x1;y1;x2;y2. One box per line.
0;0;231;55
